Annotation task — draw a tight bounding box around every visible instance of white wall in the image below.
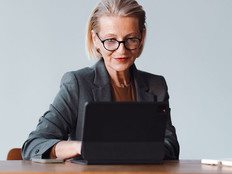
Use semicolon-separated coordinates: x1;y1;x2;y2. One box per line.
0;0;232;160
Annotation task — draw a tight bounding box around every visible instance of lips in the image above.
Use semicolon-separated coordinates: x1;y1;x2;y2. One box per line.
114;57;129;62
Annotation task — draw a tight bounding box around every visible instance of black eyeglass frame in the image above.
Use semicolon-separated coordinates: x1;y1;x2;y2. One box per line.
96;33;142;51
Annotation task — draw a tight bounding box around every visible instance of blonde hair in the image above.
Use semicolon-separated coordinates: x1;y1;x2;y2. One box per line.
86;0;146;59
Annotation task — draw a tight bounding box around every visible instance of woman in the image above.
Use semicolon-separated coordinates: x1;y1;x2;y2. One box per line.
22;0;179;160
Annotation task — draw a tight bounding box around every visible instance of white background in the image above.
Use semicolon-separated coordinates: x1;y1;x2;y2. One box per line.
0;0;232;160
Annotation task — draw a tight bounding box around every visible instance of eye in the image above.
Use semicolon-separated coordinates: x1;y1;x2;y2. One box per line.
105;38;117;42
128;38;138;41
127;38;140;44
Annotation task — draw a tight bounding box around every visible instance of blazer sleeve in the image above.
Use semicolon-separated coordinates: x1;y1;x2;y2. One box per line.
161;77;180;160
22;72;79;160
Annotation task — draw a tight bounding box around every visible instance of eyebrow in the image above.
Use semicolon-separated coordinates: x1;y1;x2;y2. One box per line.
102;32;140;39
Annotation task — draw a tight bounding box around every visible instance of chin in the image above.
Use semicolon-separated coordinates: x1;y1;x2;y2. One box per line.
112;64;131;72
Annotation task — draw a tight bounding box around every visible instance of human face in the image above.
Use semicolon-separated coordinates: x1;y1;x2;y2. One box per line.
92;16;145;73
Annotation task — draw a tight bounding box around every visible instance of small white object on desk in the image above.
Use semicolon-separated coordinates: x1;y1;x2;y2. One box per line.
31;158;65;163
201;158;232;167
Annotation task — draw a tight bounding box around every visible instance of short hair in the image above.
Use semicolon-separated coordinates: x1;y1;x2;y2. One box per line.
86;0;146;59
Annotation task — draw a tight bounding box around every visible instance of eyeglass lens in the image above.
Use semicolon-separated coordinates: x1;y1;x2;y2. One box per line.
104;38;140;51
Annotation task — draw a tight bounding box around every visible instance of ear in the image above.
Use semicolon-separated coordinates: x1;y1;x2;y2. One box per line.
91;30;99;48
91;30;102;56
141;28;146;46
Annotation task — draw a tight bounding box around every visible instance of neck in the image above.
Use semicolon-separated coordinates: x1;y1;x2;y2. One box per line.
106;67;131;88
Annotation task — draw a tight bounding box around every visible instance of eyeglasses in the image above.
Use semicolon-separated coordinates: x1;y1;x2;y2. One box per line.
96;33;142;51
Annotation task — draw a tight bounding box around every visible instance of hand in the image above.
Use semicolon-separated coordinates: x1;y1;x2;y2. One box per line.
54;141;82;159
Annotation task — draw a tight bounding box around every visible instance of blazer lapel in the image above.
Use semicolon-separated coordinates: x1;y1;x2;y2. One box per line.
136;86;155;102
92;85;112;102
131;65;157;102
91;59;112;102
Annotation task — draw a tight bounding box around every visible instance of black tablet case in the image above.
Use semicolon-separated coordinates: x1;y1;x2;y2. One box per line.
72;102;167;164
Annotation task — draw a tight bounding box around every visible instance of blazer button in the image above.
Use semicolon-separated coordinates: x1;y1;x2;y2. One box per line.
35;149;40;154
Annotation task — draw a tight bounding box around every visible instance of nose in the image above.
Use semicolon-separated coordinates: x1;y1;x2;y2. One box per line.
117;42;127;53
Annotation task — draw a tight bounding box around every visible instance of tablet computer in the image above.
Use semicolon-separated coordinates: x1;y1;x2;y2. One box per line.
72;102;167;165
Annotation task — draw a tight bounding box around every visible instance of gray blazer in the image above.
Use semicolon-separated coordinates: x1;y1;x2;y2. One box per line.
22;58;179;160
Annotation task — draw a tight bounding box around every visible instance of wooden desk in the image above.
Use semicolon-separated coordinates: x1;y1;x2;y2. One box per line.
0;160;232;174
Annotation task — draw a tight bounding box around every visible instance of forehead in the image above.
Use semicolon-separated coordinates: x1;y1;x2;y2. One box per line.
98;16;140;36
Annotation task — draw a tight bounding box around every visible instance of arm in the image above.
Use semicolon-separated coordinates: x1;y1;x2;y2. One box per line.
164;108;180;160
162;77;180;160
22;72;80;160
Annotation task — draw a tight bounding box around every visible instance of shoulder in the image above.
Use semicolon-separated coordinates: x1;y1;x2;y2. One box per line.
136;69;168;89
137;69;165;80
60;66;95;85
